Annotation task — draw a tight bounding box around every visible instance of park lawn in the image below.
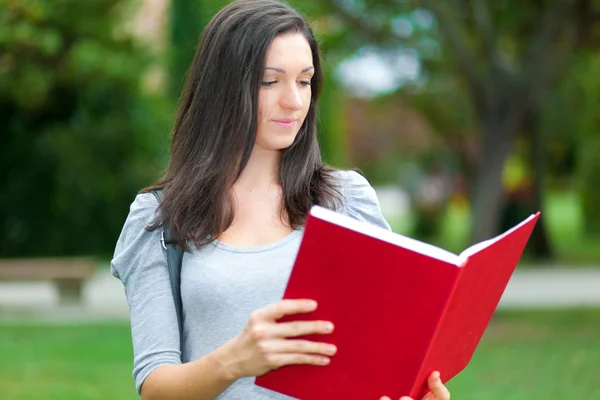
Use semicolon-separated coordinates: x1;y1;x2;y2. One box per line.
0;309;598;400
0;323;135;400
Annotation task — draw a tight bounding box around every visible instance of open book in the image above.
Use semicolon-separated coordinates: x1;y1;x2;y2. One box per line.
256;206;540;400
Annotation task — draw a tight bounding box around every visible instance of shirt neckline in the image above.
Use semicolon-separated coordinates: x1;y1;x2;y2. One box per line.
210;228;303;254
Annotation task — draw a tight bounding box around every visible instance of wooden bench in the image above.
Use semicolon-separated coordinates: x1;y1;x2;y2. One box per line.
0;258;96;305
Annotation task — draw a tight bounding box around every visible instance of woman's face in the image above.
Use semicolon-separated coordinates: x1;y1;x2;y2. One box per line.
255;33;314;151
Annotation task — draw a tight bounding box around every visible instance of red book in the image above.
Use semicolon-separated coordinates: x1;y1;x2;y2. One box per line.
255;206;540;399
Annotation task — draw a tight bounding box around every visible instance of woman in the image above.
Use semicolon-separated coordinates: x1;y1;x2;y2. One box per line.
111;1;451;399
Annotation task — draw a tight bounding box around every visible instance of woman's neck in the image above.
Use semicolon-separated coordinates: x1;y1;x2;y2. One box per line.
234;145;281;191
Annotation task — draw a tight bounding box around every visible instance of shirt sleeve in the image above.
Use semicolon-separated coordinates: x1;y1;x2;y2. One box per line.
336;170;392;231
110;192;182;395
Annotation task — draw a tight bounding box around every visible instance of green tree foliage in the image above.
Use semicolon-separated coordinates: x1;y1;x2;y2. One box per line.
0;0;170;257
169;0;203;99
168;0;228;99
289;0;351;167
545;52;600;235
573;57;600;236
321;0;600;244
315;61;350;167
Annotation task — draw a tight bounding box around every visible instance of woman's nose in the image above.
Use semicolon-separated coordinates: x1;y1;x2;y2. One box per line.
280;86;303;111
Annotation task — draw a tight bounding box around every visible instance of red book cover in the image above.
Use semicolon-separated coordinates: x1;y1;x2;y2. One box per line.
255;206;540;399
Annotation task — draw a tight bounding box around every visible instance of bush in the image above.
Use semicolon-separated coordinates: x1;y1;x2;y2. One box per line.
0;0;171;257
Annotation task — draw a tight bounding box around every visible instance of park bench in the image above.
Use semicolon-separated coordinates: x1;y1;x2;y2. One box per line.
0;258;96;305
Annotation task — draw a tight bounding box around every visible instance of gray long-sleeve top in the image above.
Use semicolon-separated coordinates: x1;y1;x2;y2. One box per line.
110;170;391;399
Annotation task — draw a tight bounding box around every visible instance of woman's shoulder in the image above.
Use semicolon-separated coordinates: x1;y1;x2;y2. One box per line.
110;192;163;280
116;192;160;241
330;169;378;203
330;169;391;231
331;169;371;189
131;191;161;212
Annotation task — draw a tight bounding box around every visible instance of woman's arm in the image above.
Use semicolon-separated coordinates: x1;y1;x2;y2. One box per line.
141;299;335;400
112;195;334;399
140;347;236;400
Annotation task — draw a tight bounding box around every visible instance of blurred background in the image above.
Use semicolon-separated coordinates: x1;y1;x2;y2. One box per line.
1;0;599;399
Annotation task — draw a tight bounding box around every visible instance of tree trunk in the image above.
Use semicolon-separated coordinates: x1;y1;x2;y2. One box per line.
529;107;554;259
581;138;600;235
470;116;515;243
499;107;554;259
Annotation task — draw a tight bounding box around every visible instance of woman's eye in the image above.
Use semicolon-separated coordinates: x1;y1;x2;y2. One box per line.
299;80;312;87
261;81;277;87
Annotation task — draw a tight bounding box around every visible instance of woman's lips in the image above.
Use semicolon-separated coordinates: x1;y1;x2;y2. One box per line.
272;118;297;128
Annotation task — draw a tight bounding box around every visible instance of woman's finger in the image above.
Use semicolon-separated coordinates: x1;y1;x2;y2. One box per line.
271;320;334;337
258;339;337;356
252;299;317;321
265;352;330;368
427;371;450;399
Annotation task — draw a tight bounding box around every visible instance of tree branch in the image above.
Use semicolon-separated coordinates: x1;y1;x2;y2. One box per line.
450;0;467;9
448;0;469;15
494;1;576;143
470;0;508;110
421;0;487;111
514;0;576;112
322;0;410;45
471;0;497;60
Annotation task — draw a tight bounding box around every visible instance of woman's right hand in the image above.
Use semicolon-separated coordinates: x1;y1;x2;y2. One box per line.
216;299;336;379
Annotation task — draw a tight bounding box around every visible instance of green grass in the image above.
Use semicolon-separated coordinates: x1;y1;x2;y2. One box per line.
1;309;599;399
0;323;135;400
447;309;600;399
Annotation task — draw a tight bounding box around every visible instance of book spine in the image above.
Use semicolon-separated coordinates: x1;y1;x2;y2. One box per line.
408;261;466;399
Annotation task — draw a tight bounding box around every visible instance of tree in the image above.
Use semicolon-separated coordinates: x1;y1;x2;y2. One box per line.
322;0;600;244
552;51;600;236
420;0;585;244
0;0;170;257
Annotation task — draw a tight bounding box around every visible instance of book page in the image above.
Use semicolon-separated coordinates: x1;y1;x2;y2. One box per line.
310;206;462;265
458;213;538;261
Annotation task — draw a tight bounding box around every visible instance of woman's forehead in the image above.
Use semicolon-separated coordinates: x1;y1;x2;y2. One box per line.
264;33;313;70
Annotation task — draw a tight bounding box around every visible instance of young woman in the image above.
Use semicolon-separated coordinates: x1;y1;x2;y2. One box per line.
111;1;451;399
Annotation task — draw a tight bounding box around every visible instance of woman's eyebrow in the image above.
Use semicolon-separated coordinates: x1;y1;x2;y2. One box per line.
264;66;314;74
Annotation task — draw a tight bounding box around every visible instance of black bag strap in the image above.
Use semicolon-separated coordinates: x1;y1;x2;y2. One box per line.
151;190;185;351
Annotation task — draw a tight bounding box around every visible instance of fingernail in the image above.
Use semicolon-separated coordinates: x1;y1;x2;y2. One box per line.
319;357;330;365
325;322;334;332
325;344;337;354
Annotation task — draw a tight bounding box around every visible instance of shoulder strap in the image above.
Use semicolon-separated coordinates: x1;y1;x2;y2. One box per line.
151;190;185;352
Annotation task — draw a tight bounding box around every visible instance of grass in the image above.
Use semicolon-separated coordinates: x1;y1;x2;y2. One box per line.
0;309;598;400
0;323;135;400
447;309;600;399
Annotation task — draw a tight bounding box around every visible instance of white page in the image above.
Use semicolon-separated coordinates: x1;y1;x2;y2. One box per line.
310;206;462;265
458;213;538;260
310;206;537;267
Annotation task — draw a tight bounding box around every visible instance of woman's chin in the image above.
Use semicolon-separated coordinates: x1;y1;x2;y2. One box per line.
256;134;299;151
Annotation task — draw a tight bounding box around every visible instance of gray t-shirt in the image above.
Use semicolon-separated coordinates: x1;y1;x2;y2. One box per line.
111;170;391;399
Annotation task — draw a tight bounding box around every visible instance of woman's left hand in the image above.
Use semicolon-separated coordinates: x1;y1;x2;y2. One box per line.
379;371;450;400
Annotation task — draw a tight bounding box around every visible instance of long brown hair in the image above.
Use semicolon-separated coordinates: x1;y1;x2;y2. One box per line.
143;0;342;251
